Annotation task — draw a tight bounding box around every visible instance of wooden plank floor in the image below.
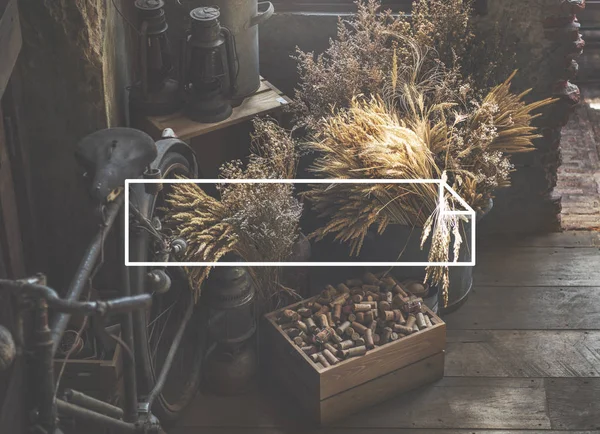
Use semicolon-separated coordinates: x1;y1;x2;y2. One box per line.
170;231;600;434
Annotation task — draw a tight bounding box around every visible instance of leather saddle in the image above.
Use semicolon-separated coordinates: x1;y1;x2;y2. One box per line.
75;128;158;203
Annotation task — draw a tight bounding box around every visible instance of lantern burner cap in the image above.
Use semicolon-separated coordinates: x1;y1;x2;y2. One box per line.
190;6;220;22
135;0;164;10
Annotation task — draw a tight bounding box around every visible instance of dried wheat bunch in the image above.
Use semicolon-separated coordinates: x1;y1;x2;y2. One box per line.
420;173;468;306
163;119;302;307
163;182;237;302
304;96;440;255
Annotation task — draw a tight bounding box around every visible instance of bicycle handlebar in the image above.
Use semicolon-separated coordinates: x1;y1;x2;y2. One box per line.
0;277;152;316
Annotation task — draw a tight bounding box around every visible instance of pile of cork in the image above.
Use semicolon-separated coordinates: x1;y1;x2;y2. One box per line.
275;272;435;369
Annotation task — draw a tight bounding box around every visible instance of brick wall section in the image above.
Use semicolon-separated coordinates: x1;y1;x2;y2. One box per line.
556;86;600;229
478;0;584;233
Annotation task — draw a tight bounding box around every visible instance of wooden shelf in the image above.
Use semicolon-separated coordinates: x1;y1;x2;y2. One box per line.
136;77;291;141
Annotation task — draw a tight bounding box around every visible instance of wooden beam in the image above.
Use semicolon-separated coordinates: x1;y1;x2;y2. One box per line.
0;0;21;99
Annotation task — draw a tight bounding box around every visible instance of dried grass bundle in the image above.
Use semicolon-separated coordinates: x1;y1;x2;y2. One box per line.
305;96;440;254
163;119;302;306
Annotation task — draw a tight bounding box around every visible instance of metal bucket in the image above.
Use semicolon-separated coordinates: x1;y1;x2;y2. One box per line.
359;200;493;314
199;0;274;102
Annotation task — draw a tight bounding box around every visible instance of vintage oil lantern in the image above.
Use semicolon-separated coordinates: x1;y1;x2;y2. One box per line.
129;0;181;115
203;254;257;395
182;6;237;123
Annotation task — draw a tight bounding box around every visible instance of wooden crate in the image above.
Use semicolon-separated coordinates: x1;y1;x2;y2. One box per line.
264;297;446;425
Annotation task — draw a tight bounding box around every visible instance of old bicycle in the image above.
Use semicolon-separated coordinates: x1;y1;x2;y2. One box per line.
0;127;203;434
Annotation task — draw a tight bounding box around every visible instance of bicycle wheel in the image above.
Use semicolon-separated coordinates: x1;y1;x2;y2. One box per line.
128;151;205;423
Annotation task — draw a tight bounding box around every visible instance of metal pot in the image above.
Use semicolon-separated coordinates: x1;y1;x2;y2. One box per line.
199;0;274;102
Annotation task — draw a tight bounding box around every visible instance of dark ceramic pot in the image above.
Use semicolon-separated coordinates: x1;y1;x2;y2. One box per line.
359;199;493;314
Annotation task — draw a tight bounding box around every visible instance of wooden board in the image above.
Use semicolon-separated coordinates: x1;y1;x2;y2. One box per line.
445;330;600;378
443;286;600;330
479;231;600;248
474;247;600;286
331;377;551;430
545;378;600;430
0;0;21;100
320;352;444;424
139;78;290;141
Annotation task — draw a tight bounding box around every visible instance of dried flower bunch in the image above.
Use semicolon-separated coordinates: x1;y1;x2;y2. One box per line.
295;0;555;302
163;118;302;305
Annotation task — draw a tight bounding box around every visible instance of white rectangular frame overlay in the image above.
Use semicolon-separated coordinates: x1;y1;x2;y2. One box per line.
125;179;476;267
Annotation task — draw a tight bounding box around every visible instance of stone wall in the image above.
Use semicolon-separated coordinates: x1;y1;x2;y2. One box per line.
258;1;583;233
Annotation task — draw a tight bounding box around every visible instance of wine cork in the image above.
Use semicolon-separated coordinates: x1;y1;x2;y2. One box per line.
285;328;301;338
310;353;320;362
342;304;353;315
293;336;304;346
352;321;368;335
365;328;375;350
392;294;405;309
365;295;374;302
351;294;363;303
350;332;361;342
317;313;329;329
390;332;399;341
331;293;350;306
316;353;330;368
280;309;299;323
337;321;351;335
337;339;354;351
347;313;357;322
379;300;391;312
315;327;335;344
382;311;395;321
366;320;375;333
424;315;433;327
381;276;396;289
297;307;312;318
416;312;427;329
393;324;414;335
331;332;343;344
347;345;367;357
356;312;365;323
311;302;323;313
381;327;393;344
373;333;380;344
305;317;318;333
324;343;337;354
324;284;337;296
393;284;408;297
412;324;419;332
386;291;393;303
333;304;342;322
393;309;405;323
354;303;371;312
364;310;374;323
336;283;351;294
296;320;308;334
345;326;355;337
302;345;318;355
354;337;366;346
323;349;339;365
406;314;417;329
326;311;335;327
366;291;381;301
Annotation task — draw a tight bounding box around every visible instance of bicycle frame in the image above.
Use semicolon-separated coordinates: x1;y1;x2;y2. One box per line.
9;188;195;434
